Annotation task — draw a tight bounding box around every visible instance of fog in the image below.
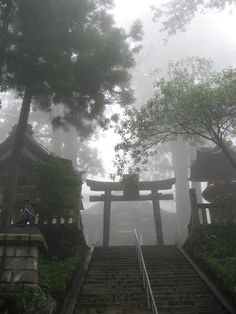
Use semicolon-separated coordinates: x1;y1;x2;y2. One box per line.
87;3;236;177
81;2;236;244
1;0;236;244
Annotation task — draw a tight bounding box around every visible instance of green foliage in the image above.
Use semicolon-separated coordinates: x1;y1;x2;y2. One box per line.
204;256;236;286
77;141;105;176
0;0;141;136
115;57;236;174
120;173;139;187
40;257;78;301
40;224;87;258
0;289;56;314
185;225;236;301
33;158;78;218
0;0;142;226
152;0;236;36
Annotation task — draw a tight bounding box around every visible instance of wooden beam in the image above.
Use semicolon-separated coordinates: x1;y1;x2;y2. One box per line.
87;178;175;191
90;193;173;202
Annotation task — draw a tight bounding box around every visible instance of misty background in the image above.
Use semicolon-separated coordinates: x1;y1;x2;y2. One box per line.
1;0;236;243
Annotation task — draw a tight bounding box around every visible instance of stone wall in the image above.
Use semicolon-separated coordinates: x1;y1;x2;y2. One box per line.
0;245;40;290
0;229;46;290
0;227;56;313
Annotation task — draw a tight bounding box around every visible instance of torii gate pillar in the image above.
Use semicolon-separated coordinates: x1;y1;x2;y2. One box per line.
87;176;175;246
152;190;164;245
103;189;111;246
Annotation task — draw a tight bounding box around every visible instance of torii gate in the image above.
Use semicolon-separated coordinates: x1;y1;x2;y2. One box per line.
87;175;176;246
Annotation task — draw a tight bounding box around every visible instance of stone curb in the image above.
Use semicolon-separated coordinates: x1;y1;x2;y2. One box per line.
59;246;94;314
177;245;236;314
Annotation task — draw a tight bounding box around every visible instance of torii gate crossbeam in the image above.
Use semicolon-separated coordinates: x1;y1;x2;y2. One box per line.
87;177;176;246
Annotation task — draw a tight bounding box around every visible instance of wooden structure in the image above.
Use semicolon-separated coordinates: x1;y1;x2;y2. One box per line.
189;146;236;227
87;175;175;246
190;146;236;182
0;125;84;225
189;188;236;230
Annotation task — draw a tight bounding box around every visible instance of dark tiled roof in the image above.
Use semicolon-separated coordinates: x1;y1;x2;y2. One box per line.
190;146;236;182
0;132;74;172
0;132;49;160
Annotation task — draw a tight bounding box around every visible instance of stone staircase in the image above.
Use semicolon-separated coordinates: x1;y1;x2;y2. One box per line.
74;246;149;314
74;245;232;314
142;245;230;314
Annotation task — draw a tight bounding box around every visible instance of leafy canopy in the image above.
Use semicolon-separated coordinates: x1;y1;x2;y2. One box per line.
33;158;78;218
0;0;140;137
115;57;236;174
152;0;236;36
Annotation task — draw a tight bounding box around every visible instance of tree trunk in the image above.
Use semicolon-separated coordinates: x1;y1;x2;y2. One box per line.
62;127;78;170
51;128;63;156
170;138;191;243
0;86;32;226
189;145;202;202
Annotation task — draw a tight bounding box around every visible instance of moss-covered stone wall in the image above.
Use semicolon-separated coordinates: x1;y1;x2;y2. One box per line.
0;229;57;313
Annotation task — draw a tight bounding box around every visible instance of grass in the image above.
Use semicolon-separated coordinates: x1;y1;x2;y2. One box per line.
203;254;236;286
40;256;79;302
185;225;236;302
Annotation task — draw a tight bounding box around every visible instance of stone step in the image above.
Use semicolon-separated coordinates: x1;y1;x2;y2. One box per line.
79;295;147;301
84;278;143;282
84;279;143;285
75;246;149;313
74;246;230;314
74;308;149;314
78;298;147;304
152;287;211;293
156;304;228;313
77;302;148;308
142;246;229;314
81;282;143;287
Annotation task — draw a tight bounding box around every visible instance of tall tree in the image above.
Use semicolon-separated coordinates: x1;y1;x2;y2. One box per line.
52;127;105;175
115;57;236;173
170;139;190;242
152;0;236;36
0;0;140;226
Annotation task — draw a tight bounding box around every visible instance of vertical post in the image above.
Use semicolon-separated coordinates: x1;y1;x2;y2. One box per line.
189;188;200;229
103;189;111;246
201;208;207;225
151;190;164;245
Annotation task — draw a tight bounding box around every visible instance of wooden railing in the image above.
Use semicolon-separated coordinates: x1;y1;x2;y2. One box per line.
33;216;79;225
189;188;236;229
0;209;79;226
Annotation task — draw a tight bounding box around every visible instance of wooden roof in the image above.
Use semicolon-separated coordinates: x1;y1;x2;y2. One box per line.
190;146;236;182
0;128;73;171
0;132;50;162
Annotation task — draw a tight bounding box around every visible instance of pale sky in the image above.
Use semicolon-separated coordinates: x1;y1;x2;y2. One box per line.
113;0;157;25
84;0;236;180
90;1;236;180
